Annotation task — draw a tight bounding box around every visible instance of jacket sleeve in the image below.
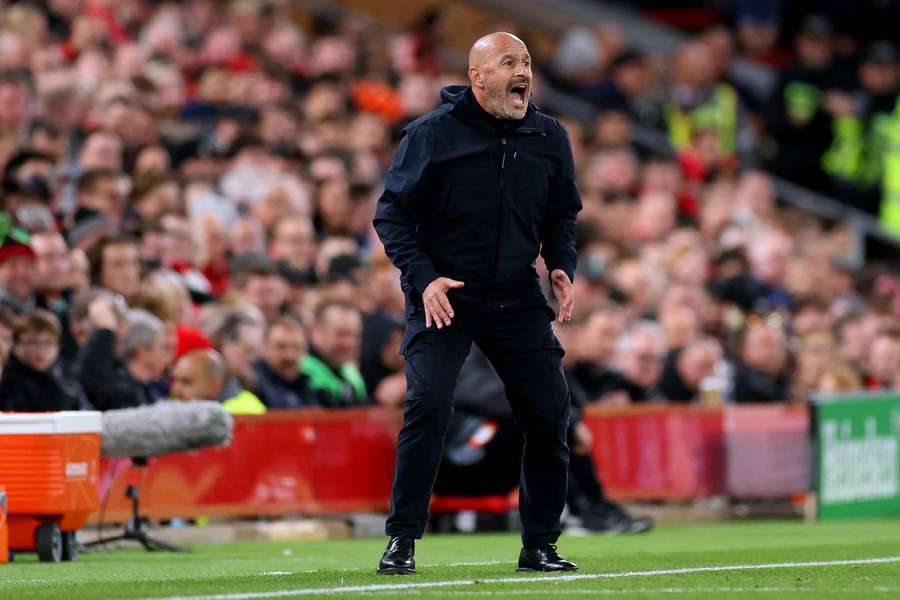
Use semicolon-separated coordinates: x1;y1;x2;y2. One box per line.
540;124;582;282
373;124;440;295
76;329;141;411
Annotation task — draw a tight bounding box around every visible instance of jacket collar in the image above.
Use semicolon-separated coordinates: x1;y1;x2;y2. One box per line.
440;85;545;135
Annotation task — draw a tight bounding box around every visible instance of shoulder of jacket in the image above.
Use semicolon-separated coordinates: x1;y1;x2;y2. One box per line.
402;105;454;137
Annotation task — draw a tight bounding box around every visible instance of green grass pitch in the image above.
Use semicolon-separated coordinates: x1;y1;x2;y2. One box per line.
3;519;899;599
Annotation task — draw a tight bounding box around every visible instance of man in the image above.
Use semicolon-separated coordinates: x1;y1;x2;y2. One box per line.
211;310;265;391
31;229;79;366
732;322;790;403
232;253;290;323
0;219;37;314
659;336;724;402
373;32;581;574
76;301;167;410
254;315;317;409
598;321;667;404
89;236;142;302
171;348;266;414
301;298;368;408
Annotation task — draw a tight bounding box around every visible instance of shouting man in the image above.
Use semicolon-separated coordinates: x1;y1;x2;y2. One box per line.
373;32;581;574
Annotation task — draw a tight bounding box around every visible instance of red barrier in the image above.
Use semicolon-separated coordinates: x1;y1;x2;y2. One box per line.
91;405;810;522
583;405;726;500
92;408;401;523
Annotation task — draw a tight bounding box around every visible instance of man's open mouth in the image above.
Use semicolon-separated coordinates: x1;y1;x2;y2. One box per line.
509;82;529;108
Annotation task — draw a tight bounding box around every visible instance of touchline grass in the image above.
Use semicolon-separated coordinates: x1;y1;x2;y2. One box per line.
2;519;899;599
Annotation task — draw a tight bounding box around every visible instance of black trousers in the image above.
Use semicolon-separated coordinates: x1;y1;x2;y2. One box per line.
385;293;570;548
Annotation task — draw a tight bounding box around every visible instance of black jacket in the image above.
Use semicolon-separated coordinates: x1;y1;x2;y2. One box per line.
373;85;581;302
0;354;87;412
253;359;318;410
75;329;158;410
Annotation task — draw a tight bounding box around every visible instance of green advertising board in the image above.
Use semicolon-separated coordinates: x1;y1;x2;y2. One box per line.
813;392;900;519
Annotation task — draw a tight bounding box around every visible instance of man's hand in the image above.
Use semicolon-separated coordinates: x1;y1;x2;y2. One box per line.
572;420;594;455
551;269;574;323
422;277;465;329
374;372;406;409
88;296;121;331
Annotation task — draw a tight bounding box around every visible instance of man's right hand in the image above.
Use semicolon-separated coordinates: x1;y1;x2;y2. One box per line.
422;277;464;329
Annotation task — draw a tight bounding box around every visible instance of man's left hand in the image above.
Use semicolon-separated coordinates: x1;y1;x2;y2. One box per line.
551;269;574;323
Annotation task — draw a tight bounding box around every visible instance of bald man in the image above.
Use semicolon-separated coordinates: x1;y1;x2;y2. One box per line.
374;32;581;574
171;349;266;414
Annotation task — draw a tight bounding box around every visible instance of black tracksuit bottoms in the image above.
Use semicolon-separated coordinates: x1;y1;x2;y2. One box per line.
385;293;570;548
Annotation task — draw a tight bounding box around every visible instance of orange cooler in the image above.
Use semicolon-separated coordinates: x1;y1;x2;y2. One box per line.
0;412;102;562
0;487;7;563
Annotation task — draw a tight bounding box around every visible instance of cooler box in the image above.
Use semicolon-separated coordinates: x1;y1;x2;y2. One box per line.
0;487;8;563
0;411;102;562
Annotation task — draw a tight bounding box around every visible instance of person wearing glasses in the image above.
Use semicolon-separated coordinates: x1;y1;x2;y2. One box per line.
0;307;88;411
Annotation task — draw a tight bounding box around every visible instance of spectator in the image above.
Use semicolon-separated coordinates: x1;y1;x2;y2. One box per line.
231;252;290;323
570;303;627;402
89;236;142;302
0;308;86;411
732;321;791;403
593;320;667;404
75;298;165;410
867;330;900;390
254;315;317;409
0;222;37;314
302;297;368;408
31;229;78;362
765;15;846;190
658;336;724;402
211;310;265;392
360;311;405;409
170;348;266;414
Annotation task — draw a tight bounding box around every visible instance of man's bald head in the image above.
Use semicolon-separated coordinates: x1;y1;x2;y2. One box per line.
171;349;230;401
468;32;527;69
467;32;532;120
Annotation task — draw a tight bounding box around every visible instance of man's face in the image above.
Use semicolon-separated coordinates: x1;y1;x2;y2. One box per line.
243;274;287;320
15;330;59;372
581;311;622;364
869;336;900;384
136;333;170;381
171;357;221;400
264;323;307;381
32;232;69;293
474;39;532;120
221;324;264;381
101;242;141;299
313;305;362;366
0;254;36;299
270;217;316;270
621;333;665;388
742;325;787;377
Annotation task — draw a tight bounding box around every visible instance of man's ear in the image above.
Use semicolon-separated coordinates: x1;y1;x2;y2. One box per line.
468;67;483;89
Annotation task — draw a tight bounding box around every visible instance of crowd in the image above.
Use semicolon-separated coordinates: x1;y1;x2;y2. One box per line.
0;0;897;425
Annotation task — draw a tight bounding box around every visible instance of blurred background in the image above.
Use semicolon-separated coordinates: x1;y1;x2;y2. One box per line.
0;0;898;535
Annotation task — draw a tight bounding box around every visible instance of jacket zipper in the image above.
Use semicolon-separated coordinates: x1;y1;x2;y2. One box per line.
492;137;507;286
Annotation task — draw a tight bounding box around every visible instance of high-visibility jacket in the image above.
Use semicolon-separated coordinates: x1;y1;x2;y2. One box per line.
664;84;738;153
823;96;900;235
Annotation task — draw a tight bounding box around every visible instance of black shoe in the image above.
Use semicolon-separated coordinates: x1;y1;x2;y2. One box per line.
568;503;655;535
517;544;578;572
377;536;416;575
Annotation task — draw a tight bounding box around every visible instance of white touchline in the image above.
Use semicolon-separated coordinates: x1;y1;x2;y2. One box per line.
126;556;900;600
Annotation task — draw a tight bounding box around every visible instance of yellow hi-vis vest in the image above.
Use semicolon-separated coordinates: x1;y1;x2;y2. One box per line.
880;98;900;236
664;84;738;153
